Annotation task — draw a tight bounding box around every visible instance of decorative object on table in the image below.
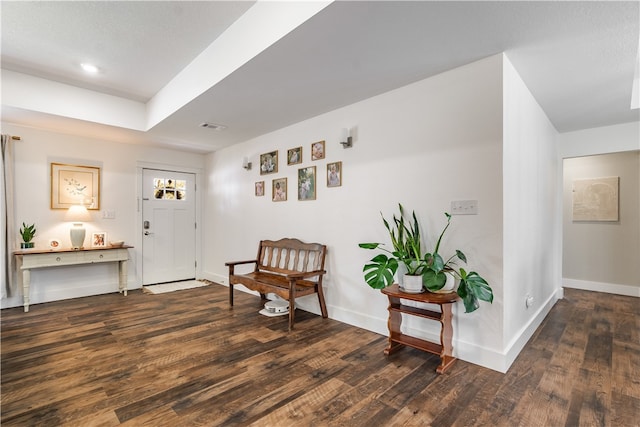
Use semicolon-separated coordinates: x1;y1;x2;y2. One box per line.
49;239;61;249
64;204;92;249
109;240;124;248
327;161;342;187
572;176;619;221
259;151;278;175
92;232;107;248
19;222;36;249
298;166;316;201
255;181;265;197
272;178;287;202
287;147;302;165
311;140;325;160
50;162;100;210
359;204;493;313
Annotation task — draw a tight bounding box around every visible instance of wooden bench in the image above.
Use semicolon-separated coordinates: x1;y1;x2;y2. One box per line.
225;238;328;330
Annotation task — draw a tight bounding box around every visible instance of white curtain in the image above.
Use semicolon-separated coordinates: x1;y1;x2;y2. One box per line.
1;134;16;298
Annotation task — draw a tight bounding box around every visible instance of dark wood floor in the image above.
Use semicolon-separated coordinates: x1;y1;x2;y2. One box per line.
1;284;638;426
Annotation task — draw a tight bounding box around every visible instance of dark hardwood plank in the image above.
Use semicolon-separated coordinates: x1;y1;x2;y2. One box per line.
2;285;637;426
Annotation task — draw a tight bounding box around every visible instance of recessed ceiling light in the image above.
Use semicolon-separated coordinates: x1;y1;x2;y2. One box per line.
80;63;99;74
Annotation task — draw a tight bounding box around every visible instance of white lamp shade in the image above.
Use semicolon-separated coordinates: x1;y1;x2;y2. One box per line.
69;224;86;249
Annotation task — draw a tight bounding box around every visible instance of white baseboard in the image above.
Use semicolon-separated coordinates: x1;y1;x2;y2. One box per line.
563;278;639;297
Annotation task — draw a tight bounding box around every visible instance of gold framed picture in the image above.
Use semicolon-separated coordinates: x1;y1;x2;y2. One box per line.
51;163;100;209
287;147;302;165
272;178;287;202
260;151;278;175
255;181;265;197
298;166;316;201
311;140;325;160
327;161;342;187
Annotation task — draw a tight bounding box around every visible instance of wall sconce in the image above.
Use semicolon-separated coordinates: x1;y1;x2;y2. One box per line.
243;157;252;171
340;128;353;148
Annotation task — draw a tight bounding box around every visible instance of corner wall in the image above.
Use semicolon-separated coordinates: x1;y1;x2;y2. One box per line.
204;55;506;370
502;54;561;369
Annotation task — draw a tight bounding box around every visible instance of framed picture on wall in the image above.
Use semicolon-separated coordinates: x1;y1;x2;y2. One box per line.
260;151;278;175
272;178;287;202
255;181;265;197
311;140;325;160
50;163;100;210
327;161;342;187
287;147;302;165
298;166;316;201
91;232;107;248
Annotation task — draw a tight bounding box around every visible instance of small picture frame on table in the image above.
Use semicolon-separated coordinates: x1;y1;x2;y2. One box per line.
49;239;61;249
92;232;107;248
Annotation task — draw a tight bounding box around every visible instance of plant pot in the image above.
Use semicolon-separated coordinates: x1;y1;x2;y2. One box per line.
432;271;456;294
399;274;424;294
20;242;34;249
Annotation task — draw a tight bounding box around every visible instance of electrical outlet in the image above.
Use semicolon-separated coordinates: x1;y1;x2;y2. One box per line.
450;200;478;215
525;294;534;308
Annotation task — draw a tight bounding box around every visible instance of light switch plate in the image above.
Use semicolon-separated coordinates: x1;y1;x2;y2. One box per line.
103;210;116;219
450;200;478;215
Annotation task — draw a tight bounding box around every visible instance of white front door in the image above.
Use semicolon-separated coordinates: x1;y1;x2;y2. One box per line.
142;169;196;285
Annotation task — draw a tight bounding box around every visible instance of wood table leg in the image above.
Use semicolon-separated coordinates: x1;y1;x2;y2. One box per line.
118;260;128;296
437;302;457;373
22;269;30;312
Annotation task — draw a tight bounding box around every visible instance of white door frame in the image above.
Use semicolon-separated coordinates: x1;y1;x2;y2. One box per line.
135;161;203;288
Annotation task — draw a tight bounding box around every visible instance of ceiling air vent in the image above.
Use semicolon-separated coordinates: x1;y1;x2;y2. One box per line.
200;122;227;131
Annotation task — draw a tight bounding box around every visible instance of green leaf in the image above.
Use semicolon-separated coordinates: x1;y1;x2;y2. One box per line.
359;243;381;249
423;269;446;291
431;253;444;272
362;255;398;289
456;249;467;264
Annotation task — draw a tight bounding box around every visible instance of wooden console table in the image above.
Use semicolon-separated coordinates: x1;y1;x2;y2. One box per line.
381;283;459;374
14;245;132;312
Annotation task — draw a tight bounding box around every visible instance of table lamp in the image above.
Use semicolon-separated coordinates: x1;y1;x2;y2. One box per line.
64;205;92;249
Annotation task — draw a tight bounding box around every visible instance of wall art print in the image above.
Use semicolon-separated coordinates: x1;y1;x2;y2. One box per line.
287;147;302;165
572;176;619;221
272;178;287;202
260;151;278;175
51;163;100;210
298;166;316;201
327;161;342;187
255;181;265;197
311;140;325;160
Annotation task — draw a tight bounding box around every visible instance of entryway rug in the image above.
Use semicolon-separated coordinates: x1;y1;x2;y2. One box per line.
143;280;209;294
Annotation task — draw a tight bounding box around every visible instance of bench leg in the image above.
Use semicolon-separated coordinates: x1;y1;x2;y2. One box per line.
229;284;234;307
288;297;295;331
317;284;328;319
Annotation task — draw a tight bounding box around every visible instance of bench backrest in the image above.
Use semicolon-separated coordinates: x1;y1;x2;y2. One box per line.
256;238;326;277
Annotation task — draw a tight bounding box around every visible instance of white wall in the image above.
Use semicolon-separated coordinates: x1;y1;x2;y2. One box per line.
502;55;561;369
1;122;204;309
204;55;507;370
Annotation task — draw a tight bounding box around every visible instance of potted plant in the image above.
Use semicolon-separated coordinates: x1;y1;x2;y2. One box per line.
19;222;36;249
421;213;494;313
359;206;494;313
359;204;427;293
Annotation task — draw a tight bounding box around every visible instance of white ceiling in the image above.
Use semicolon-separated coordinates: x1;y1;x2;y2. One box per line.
2;1;639;153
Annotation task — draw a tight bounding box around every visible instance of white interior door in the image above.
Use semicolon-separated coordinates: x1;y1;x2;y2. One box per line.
142;169;196;285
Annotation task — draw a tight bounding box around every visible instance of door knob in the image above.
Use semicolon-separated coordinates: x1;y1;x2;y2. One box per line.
144;231;154;236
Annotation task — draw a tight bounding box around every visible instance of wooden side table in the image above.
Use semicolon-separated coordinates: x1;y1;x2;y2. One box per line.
14;245;132;312
381;283;459;374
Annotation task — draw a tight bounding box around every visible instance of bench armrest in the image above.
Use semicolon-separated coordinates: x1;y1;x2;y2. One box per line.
225;259;257;267
285;269;327;280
